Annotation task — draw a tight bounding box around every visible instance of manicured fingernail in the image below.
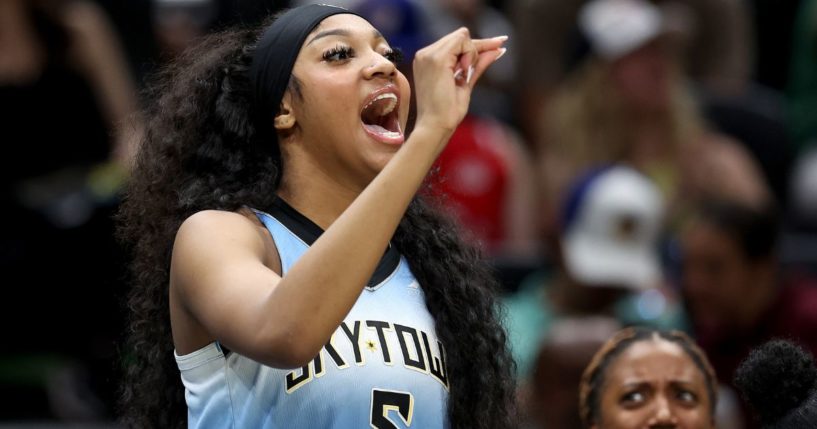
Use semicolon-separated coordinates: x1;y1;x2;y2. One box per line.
495;47;507;61
453;67;463;80
494;35;509;41
466;65;474;84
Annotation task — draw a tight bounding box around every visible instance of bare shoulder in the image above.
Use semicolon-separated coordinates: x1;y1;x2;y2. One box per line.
174;209;276;260
171;209;281;295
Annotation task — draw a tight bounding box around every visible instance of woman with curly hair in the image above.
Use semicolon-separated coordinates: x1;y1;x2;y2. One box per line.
579;327;717;428
116;4;514;428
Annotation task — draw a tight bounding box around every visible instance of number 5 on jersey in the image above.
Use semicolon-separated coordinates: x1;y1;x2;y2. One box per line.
370;389;414;429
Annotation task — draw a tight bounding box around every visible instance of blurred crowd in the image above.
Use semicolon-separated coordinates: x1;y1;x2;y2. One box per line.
1;0;816;427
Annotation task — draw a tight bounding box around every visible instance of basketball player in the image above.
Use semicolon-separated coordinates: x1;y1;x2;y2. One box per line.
117;4;515;428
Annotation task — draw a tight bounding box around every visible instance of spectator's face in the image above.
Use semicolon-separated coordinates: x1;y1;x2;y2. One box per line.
609;39;674;112
681;221;751;331
595;339;714;429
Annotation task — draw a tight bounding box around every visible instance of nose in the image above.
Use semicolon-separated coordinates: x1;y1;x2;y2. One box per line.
648;396;678;428
363;52;396;80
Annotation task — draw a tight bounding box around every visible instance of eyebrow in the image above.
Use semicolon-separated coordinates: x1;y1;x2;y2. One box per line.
306;28;385;46
618;379;698;389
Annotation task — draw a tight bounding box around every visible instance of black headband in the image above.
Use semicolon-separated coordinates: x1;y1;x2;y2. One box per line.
251;4;360;116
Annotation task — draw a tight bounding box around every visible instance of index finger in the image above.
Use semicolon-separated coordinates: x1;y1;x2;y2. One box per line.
473;35;508;53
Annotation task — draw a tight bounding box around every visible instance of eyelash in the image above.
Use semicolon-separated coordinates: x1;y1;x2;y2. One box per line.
385;47;404;64
323;45;355;62
322;45;404;65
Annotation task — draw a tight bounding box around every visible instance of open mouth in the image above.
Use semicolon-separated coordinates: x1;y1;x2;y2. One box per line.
360;90;403;144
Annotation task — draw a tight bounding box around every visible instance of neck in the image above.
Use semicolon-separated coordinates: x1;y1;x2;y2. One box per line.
626;115;676;164
276;154;363;231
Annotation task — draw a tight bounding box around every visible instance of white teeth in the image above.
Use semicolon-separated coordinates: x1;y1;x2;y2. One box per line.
363;93;398;116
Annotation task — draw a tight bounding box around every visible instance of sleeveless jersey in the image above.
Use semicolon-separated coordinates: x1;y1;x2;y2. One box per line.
175;200;449;428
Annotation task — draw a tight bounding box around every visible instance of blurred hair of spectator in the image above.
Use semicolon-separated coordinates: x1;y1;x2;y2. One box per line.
788;0;817;153
419;0;516;124
429;116;539;259
700;83;794;210
733;339;817;428
681;198;817;427
503;165;686;426
538;0;770;239
0;0;141;421
511;0;753;148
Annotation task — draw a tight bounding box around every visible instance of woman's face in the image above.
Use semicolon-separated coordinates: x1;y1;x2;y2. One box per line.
285;13;411;188
594;339;713;429
609;39;674;112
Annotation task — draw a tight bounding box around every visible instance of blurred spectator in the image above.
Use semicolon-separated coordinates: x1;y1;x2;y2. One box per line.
420;0;516;123
538;0;769;238
701;85;794;209
511;0;753;147
681;199;817;426
430;116;538;258
579;327;719;429
526;316;619;429
503;165;685;426
0;0;140;420
153;0;219;59
734;339;817;428
788;0;817;153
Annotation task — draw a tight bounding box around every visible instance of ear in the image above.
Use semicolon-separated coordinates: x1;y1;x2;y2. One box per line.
274;93;296;131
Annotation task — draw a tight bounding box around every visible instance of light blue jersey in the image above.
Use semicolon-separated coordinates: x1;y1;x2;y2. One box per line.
175;200;449;428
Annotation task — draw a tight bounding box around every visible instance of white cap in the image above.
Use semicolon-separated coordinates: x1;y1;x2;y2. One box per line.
562;166;664;289
579;0;664;60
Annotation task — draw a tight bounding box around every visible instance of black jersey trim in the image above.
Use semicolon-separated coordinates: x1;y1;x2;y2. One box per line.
268;198;401;288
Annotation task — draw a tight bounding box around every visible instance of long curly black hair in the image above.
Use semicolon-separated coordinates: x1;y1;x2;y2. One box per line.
116;18;516;429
